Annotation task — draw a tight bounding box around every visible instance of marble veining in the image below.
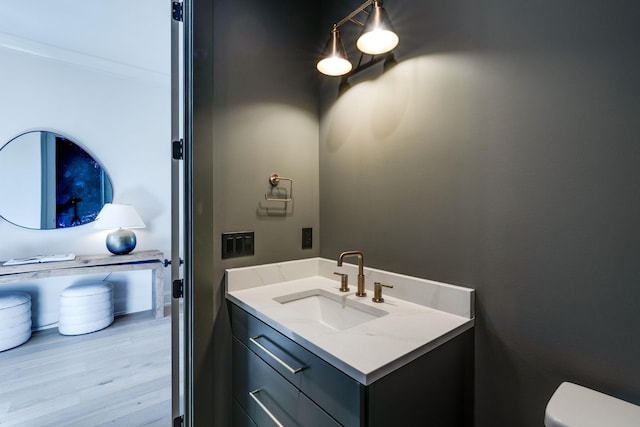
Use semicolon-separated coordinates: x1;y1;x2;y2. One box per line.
226;258;474;385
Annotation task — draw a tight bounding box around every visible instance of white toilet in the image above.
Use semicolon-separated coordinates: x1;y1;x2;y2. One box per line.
545;382;640;427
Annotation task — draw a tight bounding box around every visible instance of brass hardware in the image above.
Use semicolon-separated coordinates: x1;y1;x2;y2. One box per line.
268;173;282;186
337;251;366;297
333;272;350;292
372;282;393;303
265;173;293;202
317;0;400;77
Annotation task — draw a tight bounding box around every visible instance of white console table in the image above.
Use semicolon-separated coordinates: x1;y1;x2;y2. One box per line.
0;250;165;319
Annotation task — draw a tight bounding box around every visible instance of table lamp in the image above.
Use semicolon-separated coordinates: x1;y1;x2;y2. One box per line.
94;203;146;255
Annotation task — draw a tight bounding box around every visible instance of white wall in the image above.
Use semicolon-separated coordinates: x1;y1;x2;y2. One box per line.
0;0;172;328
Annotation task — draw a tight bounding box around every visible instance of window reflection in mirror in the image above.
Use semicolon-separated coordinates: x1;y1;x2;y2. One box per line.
0;131;113;229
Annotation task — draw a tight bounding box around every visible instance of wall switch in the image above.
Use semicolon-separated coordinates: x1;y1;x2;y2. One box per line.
222;231;254;259
302;227;312;249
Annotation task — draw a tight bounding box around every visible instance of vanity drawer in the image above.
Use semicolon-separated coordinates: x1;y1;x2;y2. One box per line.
230;302;363;427
233;337;340;427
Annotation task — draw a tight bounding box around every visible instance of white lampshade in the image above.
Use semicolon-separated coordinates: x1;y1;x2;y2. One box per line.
94;203;146;230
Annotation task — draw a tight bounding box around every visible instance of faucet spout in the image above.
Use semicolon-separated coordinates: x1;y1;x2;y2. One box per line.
337;251;366;297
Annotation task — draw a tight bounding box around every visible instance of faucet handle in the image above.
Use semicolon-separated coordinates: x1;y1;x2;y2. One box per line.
372;282;393;303
333;272;350;292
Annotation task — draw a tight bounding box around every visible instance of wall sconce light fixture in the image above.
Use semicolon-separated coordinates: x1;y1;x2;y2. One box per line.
317;0;399;77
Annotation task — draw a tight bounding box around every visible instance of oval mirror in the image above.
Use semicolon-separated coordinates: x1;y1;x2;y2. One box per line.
0;131;113;229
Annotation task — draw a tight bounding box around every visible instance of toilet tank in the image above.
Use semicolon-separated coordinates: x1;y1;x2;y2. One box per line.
545;382;640;427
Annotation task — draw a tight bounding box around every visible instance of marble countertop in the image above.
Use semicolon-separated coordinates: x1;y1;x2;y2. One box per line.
226;257;474;385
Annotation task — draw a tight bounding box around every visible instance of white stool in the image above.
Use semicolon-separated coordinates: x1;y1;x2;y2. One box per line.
59;281;114;336
0;291;32;352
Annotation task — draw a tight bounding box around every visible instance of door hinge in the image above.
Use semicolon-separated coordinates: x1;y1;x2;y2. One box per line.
172;2;183;22
164;258;184;268
172;139;184;160
172;279;184;299
173;415;184;427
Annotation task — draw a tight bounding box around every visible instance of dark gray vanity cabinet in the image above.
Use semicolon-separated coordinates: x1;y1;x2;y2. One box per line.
230;302;362;426
229;302;473;427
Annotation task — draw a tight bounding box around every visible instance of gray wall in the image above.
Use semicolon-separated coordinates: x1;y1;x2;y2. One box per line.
190;0;215;423
193;0;319;424
200;0;640;425
319;0;640;426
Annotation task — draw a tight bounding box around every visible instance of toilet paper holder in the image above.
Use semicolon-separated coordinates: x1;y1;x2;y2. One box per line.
265;173;293;202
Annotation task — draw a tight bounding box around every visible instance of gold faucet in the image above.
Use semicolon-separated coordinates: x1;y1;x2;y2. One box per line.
372;282;393;303
333;272;350;292
337;251;366;297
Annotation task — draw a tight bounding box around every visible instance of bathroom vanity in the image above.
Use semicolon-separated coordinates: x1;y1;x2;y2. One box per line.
226;258;475;426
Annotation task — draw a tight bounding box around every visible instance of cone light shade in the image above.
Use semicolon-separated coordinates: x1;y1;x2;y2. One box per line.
317;27;353;76
356;1;399;55
95;203;146;255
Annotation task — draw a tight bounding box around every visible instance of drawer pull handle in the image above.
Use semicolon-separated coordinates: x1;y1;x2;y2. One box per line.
249;336;304;374
249;388;284;427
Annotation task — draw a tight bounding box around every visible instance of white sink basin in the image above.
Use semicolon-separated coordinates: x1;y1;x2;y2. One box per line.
273;289;388;330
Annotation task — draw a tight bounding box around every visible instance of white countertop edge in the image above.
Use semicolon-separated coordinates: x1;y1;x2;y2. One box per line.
227;293;474;385
364;321;474;384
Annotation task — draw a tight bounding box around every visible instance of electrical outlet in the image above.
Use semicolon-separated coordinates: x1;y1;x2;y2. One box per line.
302;227;312;249
222;231;254;259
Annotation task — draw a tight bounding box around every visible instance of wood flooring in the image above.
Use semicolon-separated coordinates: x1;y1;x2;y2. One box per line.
0;311;172;426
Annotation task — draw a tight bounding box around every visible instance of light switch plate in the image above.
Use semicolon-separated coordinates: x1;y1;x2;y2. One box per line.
222;231;254;259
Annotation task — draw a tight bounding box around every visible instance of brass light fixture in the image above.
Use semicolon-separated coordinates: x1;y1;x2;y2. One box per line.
317;25;352;76
317;0;399;77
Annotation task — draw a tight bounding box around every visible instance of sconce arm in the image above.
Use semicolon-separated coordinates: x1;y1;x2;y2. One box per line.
335;0;373;28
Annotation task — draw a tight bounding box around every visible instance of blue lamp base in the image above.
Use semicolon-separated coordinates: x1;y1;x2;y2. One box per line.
105;228;137;255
